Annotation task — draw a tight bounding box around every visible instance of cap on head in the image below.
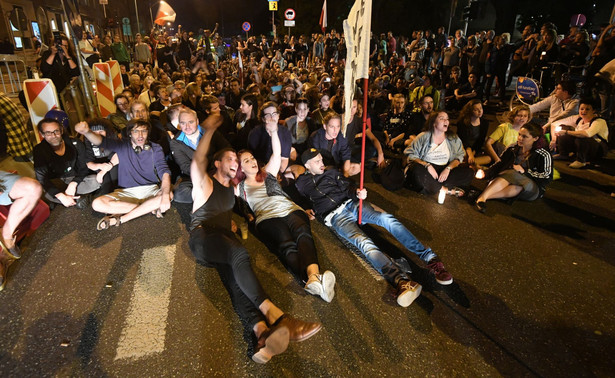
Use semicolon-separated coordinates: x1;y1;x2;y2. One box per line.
301;148;320;165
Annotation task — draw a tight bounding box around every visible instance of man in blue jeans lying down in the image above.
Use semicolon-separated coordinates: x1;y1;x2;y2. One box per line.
295;148;453;307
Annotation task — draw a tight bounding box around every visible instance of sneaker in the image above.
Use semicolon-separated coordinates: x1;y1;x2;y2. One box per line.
304;275;323;297
395;279;422;307
320;271;336;303
427;259;453;285
569;160;587;169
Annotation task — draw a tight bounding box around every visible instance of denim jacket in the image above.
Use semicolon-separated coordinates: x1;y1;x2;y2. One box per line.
404;131;465;164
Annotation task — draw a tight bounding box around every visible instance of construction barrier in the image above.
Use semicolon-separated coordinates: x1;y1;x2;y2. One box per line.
22;79;60;143
107;60;124;95
0;54;27;97
93;62;115;118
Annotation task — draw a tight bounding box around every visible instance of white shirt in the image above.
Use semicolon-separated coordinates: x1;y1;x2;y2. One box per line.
425;139;450;165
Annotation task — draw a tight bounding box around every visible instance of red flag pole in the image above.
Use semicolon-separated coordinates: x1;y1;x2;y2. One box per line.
358;77;369;224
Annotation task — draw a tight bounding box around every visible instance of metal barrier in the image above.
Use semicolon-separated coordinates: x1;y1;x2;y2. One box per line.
0;54;27;97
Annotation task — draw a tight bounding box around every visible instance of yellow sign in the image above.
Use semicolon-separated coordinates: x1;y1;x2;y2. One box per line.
269;1;278;11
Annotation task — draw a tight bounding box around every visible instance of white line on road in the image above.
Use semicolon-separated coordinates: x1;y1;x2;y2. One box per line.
115;245;176;360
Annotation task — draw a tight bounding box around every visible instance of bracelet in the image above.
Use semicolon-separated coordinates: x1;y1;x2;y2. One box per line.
445;166;452;170
424;163;431;168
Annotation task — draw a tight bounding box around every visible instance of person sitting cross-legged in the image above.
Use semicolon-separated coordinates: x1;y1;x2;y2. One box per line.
75;119;172;229
296;148;454;308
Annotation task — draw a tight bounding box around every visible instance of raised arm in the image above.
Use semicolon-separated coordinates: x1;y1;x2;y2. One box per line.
74;121;103;146
264;124;282;176
190;113;223;193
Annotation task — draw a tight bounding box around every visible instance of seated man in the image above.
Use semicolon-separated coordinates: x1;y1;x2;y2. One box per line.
529;80;579;150
170;108;229;203
188;112;321;363
408;75;440;112
296;149;453;307
552;98;609;168
406;94;434;146
248;102;293;173
149;84;172;120
454;72;483;110
308;113;360;177
0;171;43;291
379;94;413;151
75;119;172;229
33;118;100;209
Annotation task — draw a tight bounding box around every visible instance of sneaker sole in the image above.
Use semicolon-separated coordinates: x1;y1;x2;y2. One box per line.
320;271;336;303
436;277;453;285
252;326;290;364
397;284;422;307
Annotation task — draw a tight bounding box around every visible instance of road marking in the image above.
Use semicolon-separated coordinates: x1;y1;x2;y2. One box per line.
115;245;176;360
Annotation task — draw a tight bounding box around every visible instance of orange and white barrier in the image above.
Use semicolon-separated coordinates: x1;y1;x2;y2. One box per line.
107;60;124;95
22;79;60;143
93;62;116;118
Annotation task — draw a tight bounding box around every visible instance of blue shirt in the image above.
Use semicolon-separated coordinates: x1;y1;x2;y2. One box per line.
175;125;203;150
101;137;170;188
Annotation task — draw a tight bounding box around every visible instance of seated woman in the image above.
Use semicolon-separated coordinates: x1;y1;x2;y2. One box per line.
345;98;385;168
456;99;490;168
234;117;336;303
284;97;319;161
404;111;474;197
484;105;532;164
475;122;552;213
552;98;609;169
232;94;260;151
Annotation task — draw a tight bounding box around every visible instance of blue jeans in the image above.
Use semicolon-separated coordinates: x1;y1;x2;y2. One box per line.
330;200;436;285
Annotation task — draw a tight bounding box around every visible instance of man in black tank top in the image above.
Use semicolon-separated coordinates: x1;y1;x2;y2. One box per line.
188;113;322;364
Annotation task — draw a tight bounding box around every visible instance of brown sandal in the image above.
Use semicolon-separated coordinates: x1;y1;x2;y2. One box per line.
97;215;121;231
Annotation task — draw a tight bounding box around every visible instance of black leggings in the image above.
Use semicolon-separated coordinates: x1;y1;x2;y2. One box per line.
256;210;319;282
189;226;268;328
557;134;607;163
408;163;474;195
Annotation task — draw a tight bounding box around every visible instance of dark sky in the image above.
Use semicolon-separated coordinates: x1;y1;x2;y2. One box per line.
169;0;614;37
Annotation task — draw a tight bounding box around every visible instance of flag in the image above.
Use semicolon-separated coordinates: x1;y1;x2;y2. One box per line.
342;0;372;135
154;1;176;26
319;0;327;33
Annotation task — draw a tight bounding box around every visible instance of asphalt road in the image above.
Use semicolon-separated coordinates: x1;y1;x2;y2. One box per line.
1;156;614;376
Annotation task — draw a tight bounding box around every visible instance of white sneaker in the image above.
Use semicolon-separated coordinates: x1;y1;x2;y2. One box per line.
304;276;323;297
569;160;587;169
320;271;336;303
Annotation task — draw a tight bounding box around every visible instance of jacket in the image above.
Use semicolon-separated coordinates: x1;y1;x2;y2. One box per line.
404;131;465;164
295;169;358;222
487;145;553;195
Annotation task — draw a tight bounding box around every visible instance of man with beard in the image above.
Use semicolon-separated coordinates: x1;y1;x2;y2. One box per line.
33;118;100;209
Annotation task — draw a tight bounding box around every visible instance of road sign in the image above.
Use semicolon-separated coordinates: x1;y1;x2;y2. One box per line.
242;22;251;32
284;20;295;27
122;17;130;25
284;8;295;20
269;1;278;11
99;0;108;4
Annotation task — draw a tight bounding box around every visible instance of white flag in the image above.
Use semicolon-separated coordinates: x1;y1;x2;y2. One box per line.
342;0;372;135
154;1;176;26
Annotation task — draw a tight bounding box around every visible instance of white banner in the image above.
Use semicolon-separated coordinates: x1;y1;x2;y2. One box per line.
342;0;372;135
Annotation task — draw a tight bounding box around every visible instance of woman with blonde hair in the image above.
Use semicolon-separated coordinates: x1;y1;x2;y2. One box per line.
484;105;532;164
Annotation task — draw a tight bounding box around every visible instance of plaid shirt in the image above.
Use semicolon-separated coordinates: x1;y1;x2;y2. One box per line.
0;92;33;157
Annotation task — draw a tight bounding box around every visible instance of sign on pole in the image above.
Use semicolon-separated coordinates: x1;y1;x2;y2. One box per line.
284;8;295;20
284;20;295;27
242;22;251;32
269;1;278;11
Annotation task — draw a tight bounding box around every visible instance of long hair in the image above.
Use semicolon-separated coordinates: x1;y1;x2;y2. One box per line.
506;104;532;124
521;122;546;150
241;93;259;120
425;111;456;137
233;149;266;185
457;99;482;126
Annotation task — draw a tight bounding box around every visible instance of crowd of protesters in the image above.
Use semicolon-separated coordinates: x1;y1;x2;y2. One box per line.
2;16;614;363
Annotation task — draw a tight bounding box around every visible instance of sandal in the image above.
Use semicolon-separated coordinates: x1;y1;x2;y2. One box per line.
446;187;465;198
97;215;121;231
0;235;20;259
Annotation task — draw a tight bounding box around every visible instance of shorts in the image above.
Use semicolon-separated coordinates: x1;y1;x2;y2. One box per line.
0;171;21;205
498;169;540;201
104;184;161;205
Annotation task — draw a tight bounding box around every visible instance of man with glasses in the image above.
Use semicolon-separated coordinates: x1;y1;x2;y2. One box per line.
248;102;293;173
75;119;172;230
33;118;100;209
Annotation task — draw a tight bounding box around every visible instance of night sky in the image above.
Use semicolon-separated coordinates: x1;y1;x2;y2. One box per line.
169;0;613;37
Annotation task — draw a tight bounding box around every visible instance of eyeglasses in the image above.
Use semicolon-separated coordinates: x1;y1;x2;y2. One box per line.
43;129;62;137
263;112;278;119
131;128;148;135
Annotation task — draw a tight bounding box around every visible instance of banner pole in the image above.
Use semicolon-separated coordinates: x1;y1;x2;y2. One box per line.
358;77;369;224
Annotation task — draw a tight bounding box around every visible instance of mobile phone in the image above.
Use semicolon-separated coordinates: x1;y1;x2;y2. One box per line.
53;31;61;45
271;85;282;93
325;77;331;82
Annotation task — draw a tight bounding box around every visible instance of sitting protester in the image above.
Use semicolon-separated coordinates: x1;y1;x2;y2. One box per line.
404;111;474;197
33;118;100;209
552;98;609;169
475;122;552;213
484;105;532;164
